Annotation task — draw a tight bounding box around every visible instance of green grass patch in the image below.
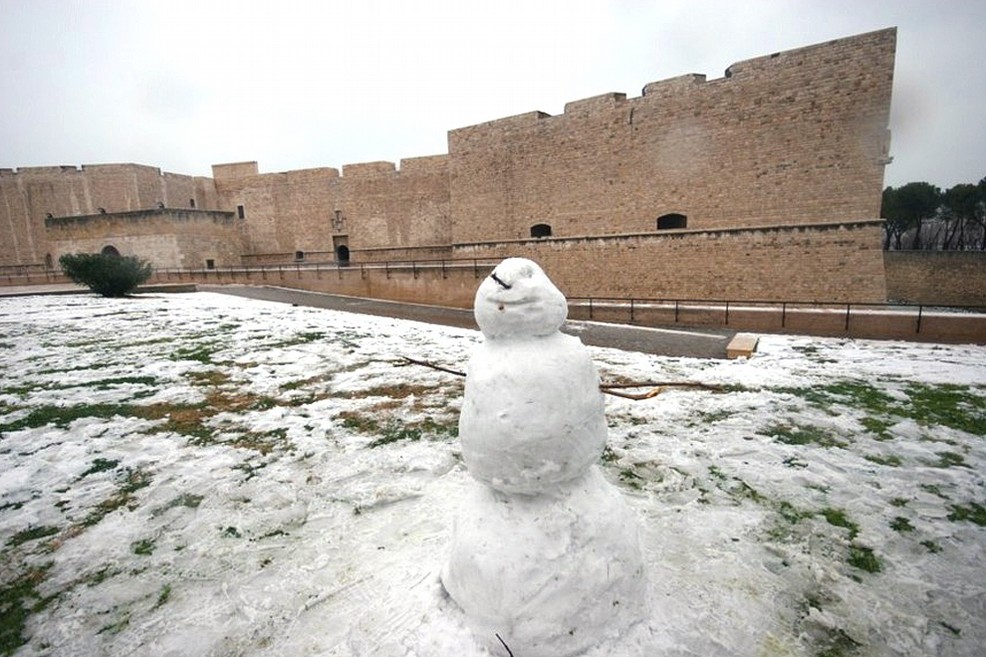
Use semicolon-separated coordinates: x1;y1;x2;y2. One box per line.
920;483;950;499
861;416;894;440
153;584;172;609
131;538;155;556
79;458;120;479
271;331;325;348
847;545;881;573
821;508;860;539
864;453;902;467
0;403;134;432
933;451;968;468
783;380;895;416
0;564;54;655
947;502;986;526
80;468;152;528
618;468;643;490
904;383;986;436
779;381;986;439
367;422;423;448
170;344;218;364
763;423;848;448
889;516;914;533
7;525;60;548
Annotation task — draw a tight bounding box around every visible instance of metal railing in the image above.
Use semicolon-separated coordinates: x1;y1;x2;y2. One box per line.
566;296;986;336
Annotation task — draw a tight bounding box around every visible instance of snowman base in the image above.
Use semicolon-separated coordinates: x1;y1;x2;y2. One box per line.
441;467;646;657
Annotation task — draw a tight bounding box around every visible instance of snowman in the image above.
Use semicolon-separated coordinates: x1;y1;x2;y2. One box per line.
442;258;646;657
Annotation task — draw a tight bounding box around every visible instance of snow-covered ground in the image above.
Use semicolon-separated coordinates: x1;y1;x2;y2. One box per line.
0;291;984;657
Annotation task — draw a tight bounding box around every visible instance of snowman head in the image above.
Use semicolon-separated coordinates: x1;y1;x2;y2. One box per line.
474;258;567;339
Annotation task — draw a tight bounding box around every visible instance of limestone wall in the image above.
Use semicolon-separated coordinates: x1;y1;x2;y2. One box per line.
448;28;895;244
0;164;218;267
884;251;986;306
0;28;898;306
212;154;451;259
45;209;242;269
453;220;888;302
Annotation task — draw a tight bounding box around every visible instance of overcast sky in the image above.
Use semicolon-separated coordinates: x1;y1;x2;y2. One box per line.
1;0;983;189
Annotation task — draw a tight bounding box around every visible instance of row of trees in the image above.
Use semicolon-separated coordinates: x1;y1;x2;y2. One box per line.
881;178;986;251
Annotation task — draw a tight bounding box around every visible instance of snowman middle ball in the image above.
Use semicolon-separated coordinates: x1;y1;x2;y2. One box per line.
460;259;607;495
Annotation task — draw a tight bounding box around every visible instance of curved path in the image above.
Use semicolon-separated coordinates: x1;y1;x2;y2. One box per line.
203;284;734;359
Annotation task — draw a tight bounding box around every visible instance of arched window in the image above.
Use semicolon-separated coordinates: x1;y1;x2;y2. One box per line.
295;250;305;261
657;213;687;230
44;253;54;270
530;223;552;238
336;245;350;266
101;245;121;257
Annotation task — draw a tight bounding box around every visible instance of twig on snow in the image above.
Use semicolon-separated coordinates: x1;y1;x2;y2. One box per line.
397;356;724;400
495;633;514;657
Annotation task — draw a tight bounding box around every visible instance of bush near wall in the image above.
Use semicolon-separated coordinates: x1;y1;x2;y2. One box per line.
59;253;153;297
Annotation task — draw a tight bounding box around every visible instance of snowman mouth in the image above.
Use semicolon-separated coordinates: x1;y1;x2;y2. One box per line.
494;297;537;312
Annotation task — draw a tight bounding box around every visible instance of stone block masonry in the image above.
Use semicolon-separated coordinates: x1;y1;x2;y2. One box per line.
1;29;900;306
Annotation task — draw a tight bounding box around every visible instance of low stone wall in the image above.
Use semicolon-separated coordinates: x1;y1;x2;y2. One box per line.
453;220;888;303
884;251;986;306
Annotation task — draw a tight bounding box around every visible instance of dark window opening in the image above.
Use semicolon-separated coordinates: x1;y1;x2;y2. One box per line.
295;250;305;261
101;245;121;257
190;198;196;208
530;223;552;238
45;253;54;269
657;213;687;230
336;245;350;265
206;259;215;270
237;204;245;219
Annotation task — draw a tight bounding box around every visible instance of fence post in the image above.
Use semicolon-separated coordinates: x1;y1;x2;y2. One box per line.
916;305;923;334
725;301;730;326
588;298;594;320
674;300;680;323
781;302;787;328
845;304;851;332
629;298;635;323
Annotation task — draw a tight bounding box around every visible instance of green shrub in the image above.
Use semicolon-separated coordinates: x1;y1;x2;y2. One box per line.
59;253;152;297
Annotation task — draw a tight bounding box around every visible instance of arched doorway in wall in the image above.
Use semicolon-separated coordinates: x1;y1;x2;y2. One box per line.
101;245;121;257
44;254;54;270
335;245;350;266
656;213;687;230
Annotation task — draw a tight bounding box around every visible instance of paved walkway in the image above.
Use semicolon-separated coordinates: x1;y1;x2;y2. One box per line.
203;285;734;359
0;282;734;358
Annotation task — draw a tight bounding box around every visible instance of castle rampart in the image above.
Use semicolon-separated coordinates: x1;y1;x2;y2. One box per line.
0;28;898;305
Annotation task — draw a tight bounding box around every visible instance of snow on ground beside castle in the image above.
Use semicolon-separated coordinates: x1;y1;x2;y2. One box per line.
0;292;984;657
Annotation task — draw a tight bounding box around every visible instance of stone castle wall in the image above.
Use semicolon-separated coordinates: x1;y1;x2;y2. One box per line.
212;155;450;260
0;29;901;304
453;220;888;302
884;251;986;306
0;164;218;266
448;29;894;243
45;209;242;269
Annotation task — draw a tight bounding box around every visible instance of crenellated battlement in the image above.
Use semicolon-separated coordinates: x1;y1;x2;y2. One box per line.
1;27;897;304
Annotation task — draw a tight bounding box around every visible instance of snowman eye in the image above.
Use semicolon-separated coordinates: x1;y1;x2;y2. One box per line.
490;272;512;290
